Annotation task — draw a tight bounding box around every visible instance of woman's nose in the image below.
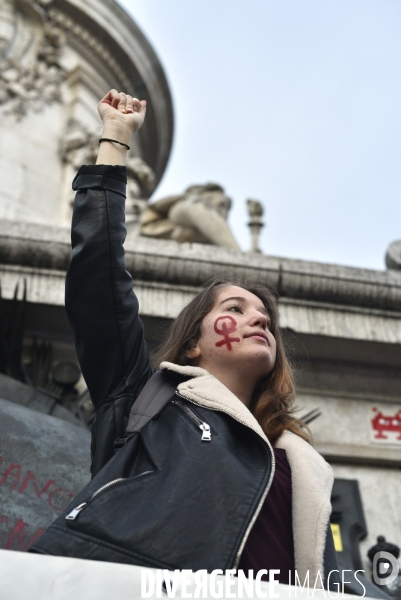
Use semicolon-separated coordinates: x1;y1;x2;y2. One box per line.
250;311;268;329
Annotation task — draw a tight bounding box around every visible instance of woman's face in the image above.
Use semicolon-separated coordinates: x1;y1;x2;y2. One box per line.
187;286;277;381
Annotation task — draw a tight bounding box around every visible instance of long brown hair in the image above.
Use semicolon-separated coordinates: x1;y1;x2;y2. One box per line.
154;278;312;446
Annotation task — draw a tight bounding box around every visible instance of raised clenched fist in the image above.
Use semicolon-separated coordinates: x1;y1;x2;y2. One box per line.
98;89;147;136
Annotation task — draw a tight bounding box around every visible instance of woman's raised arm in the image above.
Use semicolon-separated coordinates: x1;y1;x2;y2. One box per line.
65;90;155;474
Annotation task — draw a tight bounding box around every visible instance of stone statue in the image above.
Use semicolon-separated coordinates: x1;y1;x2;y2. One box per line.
140;183;240;250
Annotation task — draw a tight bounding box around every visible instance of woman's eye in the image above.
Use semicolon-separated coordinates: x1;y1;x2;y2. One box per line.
227;305;242;313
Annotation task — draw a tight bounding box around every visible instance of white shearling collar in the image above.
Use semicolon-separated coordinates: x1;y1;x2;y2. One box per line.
160;361;334;584
275;430;334;585
160;361;208;379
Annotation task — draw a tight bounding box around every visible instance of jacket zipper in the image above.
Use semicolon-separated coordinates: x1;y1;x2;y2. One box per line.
174;392;275;569
173;395;212;441
65;472;154;521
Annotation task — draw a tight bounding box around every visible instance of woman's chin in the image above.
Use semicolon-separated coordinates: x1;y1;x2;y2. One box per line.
228;348;275;373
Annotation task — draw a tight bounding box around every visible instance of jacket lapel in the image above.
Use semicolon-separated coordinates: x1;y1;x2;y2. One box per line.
161;361;270;444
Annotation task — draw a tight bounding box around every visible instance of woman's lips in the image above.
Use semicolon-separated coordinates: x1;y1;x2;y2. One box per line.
245;332;269;343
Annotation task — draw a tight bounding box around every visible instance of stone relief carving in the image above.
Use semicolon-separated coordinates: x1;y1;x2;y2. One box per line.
47;7;132;92
0;0;66;119
140;183;240;249
58;117;98;218
125;157;156;235
60;118;156;224
59;118;99;171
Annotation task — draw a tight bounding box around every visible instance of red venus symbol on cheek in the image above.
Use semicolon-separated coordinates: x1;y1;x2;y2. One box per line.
214;316;240;351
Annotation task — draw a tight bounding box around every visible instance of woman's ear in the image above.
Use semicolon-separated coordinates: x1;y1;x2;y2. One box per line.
186;340;201;360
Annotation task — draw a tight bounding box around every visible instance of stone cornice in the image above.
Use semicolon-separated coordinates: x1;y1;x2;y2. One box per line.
1;220;401;313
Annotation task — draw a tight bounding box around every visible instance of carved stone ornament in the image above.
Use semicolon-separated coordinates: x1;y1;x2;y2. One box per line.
125;156;156;235
247;198;264;254
247;199;264;219
60;118;157;225
385;240;401;271
127;156;156;201
59;118;99;171
0;0;66;119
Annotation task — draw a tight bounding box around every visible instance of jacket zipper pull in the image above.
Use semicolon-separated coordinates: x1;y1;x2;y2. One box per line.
200;423;211;441
65;502;87;521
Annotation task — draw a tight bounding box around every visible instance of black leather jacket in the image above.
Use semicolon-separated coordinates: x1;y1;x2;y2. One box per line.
64;165;343;587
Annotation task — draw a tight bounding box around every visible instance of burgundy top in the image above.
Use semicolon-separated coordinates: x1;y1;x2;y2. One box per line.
238;447;295;584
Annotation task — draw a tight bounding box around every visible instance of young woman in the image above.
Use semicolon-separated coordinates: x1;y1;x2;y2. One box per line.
33;90;341;589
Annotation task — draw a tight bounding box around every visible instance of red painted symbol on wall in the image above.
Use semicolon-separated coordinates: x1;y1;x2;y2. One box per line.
371;408;401;440
0;515;45;551
214;316;240;351
0;456;75;512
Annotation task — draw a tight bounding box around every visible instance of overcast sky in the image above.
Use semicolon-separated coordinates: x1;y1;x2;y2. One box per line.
119;0;401;271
